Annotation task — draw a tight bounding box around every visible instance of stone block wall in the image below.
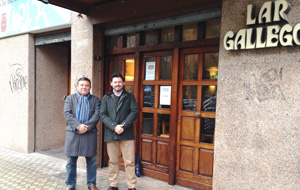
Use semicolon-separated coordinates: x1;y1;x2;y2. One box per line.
0;34;34;153
213;0;300;189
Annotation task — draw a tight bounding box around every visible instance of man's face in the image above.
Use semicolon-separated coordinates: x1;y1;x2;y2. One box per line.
111;77;124;92
77;80;91;96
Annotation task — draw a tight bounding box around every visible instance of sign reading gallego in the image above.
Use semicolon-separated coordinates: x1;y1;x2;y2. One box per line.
224;0;300;50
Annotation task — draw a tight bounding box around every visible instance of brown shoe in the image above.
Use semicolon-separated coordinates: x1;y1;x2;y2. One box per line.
107;186;119;190
88;184;99;190
66;188;75;190
128;188;136;190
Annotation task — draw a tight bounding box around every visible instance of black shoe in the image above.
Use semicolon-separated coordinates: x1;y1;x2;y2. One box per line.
128;188;136;190
107;186;118;190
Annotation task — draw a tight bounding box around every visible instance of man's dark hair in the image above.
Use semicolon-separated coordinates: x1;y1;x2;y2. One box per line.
77;77;91;86
111;73;125;82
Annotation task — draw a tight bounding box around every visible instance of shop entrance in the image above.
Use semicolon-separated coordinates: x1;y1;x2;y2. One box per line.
105;48;218;190
104;18;220;189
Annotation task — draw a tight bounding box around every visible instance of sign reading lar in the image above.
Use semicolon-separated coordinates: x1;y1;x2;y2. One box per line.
224;0;300;50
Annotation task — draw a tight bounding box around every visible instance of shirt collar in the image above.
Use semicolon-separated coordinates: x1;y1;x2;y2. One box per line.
113;89;123;97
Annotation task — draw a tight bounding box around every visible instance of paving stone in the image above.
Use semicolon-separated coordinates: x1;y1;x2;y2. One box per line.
0;147;191;190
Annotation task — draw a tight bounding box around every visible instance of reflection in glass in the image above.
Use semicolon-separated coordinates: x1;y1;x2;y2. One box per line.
158;114;170;137
183;23;198;41
203;53;219;80
111;35;118;49
125;86;134;94
143;85;154;108
200;118;215;144
205;19;221;39
111;60;122;74
160;56;172;80
183;86;197;111
184;54;199;80
145;30;155;45
125;59;135;81
202;86;217;112
142;112;153;135
127;33;136;48
145;57;156;80
161;26;175;43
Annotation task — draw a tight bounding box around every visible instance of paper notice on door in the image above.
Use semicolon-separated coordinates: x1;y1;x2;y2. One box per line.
145;62;155;80
160;86;171;105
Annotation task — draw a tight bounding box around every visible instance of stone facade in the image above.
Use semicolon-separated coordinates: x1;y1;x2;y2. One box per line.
0;34;34;153
213;0;300;189
35;43;69;151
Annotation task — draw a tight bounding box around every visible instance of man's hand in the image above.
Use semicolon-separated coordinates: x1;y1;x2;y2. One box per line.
114;124;124;135
78;124;88;134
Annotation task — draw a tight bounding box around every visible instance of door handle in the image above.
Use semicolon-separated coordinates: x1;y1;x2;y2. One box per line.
195;112;201;118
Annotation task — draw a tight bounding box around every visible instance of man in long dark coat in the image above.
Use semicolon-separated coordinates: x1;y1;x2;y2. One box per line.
64;77;100;190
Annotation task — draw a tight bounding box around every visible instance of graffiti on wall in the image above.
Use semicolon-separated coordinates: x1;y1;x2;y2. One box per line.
247;68;286;102
9;63;28;93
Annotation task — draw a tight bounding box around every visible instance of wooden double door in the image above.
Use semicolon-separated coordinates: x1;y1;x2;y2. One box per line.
106;46;218;189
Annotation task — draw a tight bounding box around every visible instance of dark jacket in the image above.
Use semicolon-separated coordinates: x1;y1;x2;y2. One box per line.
63;93;100;157
100;90;138;142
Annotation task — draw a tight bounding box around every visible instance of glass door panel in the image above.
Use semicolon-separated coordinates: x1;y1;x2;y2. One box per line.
203;52;219;80
160;56;173;80
143;85;154;108
202;86;217;112
144;57;156;81
125;59;135;81
111;60;122;74
159;85;171;109
142;113;154;135
125;85;134;94
184;54;199;80
182;86;197;111
200;118;215;144
158;114;170;137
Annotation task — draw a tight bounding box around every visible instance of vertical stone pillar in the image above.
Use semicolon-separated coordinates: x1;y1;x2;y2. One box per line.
71;12;104;165
71;12;94;93
28;34;35;153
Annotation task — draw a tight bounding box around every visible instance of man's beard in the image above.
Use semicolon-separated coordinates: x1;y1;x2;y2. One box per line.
114;86;123;92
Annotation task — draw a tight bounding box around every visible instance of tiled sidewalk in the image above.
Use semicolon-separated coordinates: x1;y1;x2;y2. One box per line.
0;147;191;190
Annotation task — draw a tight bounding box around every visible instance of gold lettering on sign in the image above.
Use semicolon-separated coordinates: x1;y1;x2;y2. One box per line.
224;0;299;50
279;24;293;46
258;1;273;24
293;23;300;45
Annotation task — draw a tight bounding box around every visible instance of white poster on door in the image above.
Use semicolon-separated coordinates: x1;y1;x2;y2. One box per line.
160;86;171;105
145;62;155;80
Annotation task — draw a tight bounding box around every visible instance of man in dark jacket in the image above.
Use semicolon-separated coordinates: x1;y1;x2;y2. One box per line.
100;73;138;190
64;77;100;190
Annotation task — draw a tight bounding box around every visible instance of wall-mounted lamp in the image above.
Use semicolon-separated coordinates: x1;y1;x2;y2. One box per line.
94;55;102;61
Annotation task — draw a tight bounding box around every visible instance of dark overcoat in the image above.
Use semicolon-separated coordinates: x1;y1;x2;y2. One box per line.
63;93;100;157
100;90;138;142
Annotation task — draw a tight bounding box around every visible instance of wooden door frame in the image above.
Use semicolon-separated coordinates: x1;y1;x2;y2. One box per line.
103;29;220;188
138;50;177;182
175;46;219;189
